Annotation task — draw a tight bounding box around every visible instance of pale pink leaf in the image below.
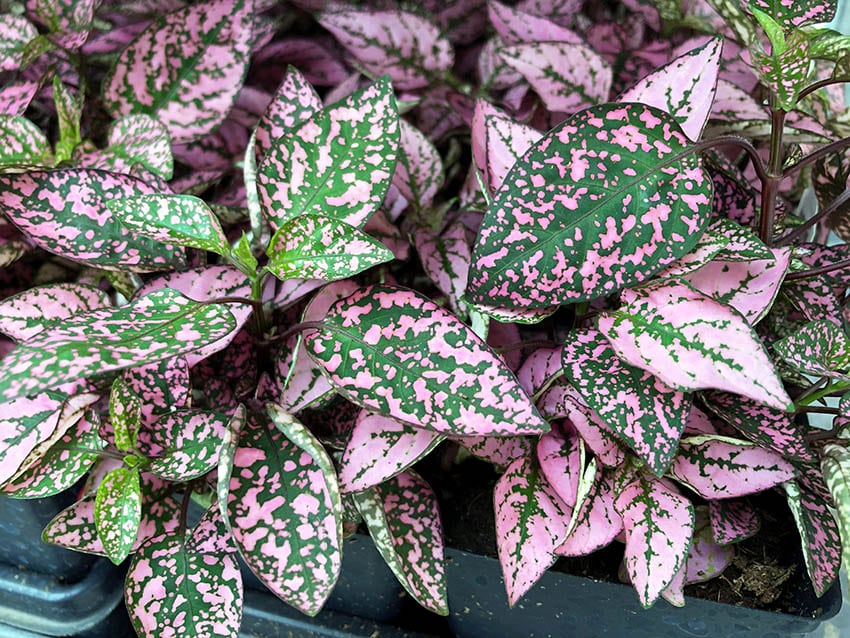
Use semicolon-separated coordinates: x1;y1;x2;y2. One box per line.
471;99;541;193
413;222;471;318
0;16;38;72
556;469;623;556
393;120;444;211
488;0;583;45
709;498;760;545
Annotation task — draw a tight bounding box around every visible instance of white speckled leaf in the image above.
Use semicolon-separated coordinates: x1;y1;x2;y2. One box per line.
102;0;252;143
126;535;242;638
303;285;549;437
774;320;850;381
265;214;393;282
318;10;454;90
0;169;185;272
258;78;399;231
597;280;792;411
109;378;142;453
94;466;142;564
822;444;850;575
0;288;237;402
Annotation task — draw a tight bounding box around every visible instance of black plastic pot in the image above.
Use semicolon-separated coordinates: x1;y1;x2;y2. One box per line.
0;493;134;638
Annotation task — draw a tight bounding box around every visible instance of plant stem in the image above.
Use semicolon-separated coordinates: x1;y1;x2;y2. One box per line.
795;380;850;408
798;405;840;415
784;135;850;177
759;107;786;245
775;188;850;246
784;257;850;281
260;320;327;346
176;485;193;542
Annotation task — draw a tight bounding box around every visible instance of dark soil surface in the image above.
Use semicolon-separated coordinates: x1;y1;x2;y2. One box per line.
419;447;829;619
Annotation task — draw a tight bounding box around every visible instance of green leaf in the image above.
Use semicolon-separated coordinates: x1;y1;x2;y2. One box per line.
94;466;142;564
0;288;237;402
467;103;713;308
231;232;257;273
109;378;142;453
108;194;230;256
265;214;393;282
52;76;81;163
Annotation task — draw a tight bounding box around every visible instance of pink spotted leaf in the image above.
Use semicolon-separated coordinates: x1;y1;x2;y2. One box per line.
0;115;52;168
0;15;38;72
258;78;399;231
559;385;627;467
108;194;230;256
516;345;563;398
536;425;584;509
265;214;393;283
394;120;444;211
0;288;237;402
618;37;722;140
1;408;104;498
683;247;791;325
31;0;94;47
339;410;443;493
318;10;454;91
147;410;229;482
488;1;583;45
670;435;795;499
303;285;549;437
0;169;185;272
710;218;773;261
413;222;472;319
0;79;39;116
562;327;692;475
471;100;541;194
785;480;842;596
272;336;334;414
751;0;836;28
709;498;760;545
596;280;792;411
354;471;448;615
494;454;571;605
102;0;253;143
556;468;624;556
750;27;810;111
122;358;191;425
255;65;322;161
222;412;341;616
185;505;237;555
0;283;109;342
452;435;532;471
94;466;142;564
126;535;243;638
615;475;694;608
773;320;850;381
0;392;66;486
500;42;612;113
109;378;142;453
702;390;814;462
98;114;173;180
467;104;713;308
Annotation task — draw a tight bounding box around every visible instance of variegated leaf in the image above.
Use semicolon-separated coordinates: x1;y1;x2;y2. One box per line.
0;15;38;72
596;280;792;411
42;476;181;556
318;10;453;90
339;410;443;493
102;0;253;143
258;78;399;231
2;408;103;498
0;114;52;168
94;466;142;564
619;37;721;140
516;0;583;22
255;65;322;161
0;79;38;115
303;285;549;437
413;222;471;319
774;320;850;380
0;288;236;402
785;480;842;597
562;327;691;475
556;468;623;556
265;214;393;282
0;283;110;342
126;535;243;638
500;42;611;112
516;345;563;398
711;218;772;261
0;392;65;485
123;357;191;425
272;336;334;414
822;444;850;574
354;471;448;615
110;378;142;453
467;104;712;308
683;247;791;325
100;114;173;180
222;414;341;616
536;424;583;508
701;391;813;462
185;505;237;555
709;498;760;545
494;454;571;605
750;28;810;111
0;169;184;272
750;0;836;28
147;410;228;481
394;120;443;211
559;386;627;467
471;99;541;194
615;475;694;608
452;435;531;470
488;0;583;45
670;435;795;499
32;0;94;47
0;236;28;267
108;194;230;256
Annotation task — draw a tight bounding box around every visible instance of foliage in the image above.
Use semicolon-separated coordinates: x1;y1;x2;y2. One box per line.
0;0;849;634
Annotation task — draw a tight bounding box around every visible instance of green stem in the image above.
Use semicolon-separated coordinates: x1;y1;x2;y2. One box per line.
795;381;850;409
759;107;786;245
250;274;268;337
